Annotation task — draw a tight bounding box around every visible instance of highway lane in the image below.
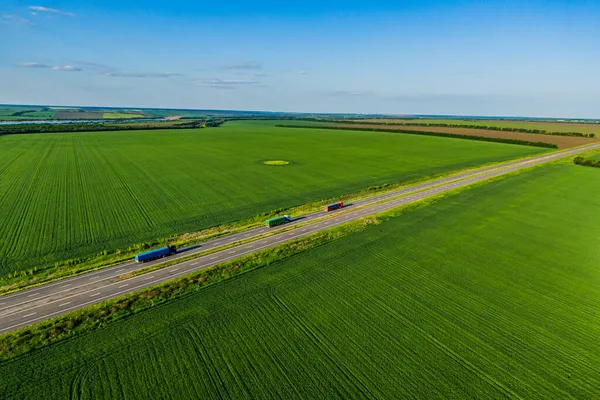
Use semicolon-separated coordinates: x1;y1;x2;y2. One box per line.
0;143;598;334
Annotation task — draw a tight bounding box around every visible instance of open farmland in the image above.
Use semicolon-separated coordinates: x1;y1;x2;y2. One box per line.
103;112;145;119
328;123;597;148
0;106;56;121
54;111;104;120
1;161;598;399
0;121;546;277
357;118;600;136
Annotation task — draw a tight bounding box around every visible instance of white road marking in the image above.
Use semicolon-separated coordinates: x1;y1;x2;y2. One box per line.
144;276;155;281
210;256;218;260
90;293;101;297
115;269;124;273
28;293;37;298
118;284;129;288
60;284;72;289
22;312;37;318
58;302;71;307
190;262;199;266
171;268;179;272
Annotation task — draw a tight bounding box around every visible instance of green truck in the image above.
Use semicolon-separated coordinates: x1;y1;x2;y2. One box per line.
265;215;292;228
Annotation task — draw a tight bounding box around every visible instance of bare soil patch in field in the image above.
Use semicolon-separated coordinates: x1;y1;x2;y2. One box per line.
332;124;598;149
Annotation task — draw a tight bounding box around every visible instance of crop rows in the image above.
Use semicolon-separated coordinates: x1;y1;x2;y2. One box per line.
360;118;600;136
0;122;545;277
1;162;599;399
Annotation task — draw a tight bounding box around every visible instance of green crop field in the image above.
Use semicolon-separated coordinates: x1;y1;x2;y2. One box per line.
103;112;145;119
1;162;598;399
0;107;56;121
0;121;546;277
365;118;600;135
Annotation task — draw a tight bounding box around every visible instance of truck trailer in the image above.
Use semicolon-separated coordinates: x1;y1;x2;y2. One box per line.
265;215;291;228
135;245;177;263
324;201;344;212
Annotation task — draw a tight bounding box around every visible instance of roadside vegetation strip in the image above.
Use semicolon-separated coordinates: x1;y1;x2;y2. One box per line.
276;124;558;148
574;155;600;168
1;163;599;399
0;122;544;282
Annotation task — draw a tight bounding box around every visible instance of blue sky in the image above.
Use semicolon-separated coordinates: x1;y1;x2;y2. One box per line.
2;0;600;117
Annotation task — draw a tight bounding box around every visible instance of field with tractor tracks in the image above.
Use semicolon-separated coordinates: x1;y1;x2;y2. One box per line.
1;161;598;399
0;121;546;278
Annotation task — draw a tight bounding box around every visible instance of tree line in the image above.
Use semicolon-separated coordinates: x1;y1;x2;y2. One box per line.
574;156;600;168
0;119;224;135
276;124;558;149
336;120;596;138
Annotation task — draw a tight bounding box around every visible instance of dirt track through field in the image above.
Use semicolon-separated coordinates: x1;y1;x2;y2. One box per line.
331;124;598;149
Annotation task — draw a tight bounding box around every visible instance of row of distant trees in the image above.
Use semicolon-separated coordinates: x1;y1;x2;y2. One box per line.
0;119;224;135
337;120;596;138
574;156;600;168
276;124;558;148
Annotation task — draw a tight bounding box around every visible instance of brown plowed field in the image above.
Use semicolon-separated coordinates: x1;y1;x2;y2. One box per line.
331;124;598;149
352;119;600;136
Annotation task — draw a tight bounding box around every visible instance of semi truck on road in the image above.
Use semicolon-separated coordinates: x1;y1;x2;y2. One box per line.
135;245;177;262
265;215;291;228
324;201;344;212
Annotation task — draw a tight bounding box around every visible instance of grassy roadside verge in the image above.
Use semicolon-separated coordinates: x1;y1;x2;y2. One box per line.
0;155;562;361
0;151;552;295
276;124;558;148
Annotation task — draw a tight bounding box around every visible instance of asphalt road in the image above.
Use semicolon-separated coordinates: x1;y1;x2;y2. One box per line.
1;143;598;334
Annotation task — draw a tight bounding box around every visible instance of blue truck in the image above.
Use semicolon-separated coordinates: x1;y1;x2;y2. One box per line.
135;245;177;263
324;201;344;212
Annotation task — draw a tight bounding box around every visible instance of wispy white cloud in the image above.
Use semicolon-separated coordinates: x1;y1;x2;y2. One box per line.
324;90;372;97
196;78;261;89
28;6;75;17
19;62;51;68
2;14;34;25
221;61;263;70
104;71;182;78
18;62;81;71
298;70;308;75
72;61;182;78
52;65;82;72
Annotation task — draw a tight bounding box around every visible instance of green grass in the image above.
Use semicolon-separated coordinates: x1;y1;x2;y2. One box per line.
0;121;546;277
0;107;55;121
1;162;599;399
365;118;600;135
103;112;144;119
